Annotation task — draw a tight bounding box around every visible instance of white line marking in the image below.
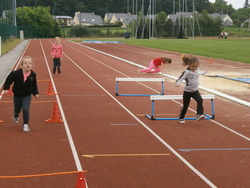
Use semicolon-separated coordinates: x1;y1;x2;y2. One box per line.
63;50;217;188
39;40;83;172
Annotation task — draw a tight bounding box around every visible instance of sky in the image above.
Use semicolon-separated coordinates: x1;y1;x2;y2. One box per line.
209;0;245;10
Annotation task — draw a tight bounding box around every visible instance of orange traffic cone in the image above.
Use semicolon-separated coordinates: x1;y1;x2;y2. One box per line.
44;80;56;95
45;101;63;123
76;171;87;188
0;119;3;123
209;58;213;64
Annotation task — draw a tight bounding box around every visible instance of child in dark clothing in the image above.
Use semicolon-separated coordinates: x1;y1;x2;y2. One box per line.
3;56;39;132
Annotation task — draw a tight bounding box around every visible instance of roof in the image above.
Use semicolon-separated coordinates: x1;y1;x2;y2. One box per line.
77;13;103;24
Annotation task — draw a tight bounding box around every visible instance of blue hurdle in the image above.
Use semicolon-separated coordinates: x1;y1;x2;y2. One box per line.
115;77;165;96
145;94;215;120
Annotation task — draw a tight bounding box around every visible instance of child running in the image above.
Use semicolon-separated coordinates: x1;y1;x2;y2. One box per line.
51;36;63;76
138;57;172;74
3;56;39;132
175;54;206;124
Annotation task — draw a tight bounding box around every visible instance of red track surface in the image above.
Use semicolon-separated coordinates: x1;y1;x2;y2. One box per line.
0;39;250;188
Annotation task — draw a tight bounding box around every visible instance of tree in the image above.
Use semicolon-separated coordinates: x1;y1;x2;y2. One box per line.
16;6;61;38
244;0;249;8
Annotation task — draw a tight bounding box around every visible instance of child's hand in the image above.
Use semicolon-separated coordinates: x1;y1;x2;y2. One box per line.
3;90;9;95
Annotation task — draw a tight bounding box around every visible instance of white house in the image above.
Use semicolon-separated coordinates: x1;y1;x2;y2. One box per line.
104;13;137;27
53;15;73;26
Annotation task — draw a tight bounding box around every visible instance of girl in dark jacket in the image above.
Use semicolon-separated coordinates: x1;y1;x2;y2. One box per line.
3;56;39;132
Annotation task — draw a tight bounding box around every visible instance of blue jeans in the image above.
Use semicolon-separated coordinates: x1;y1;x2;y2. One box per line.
13;95;31;124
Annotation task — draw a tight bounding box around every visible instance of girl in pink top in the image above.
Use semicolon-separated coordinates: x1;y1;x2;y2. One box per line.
51;37;63;76
139;57;172;74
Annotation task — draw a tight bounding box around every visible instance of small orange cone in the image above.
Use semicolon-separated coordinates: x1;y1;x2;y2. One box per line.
209;58;213;63
44;80;57;95
0;119;3;123
45;101;63;123
76;171;86;188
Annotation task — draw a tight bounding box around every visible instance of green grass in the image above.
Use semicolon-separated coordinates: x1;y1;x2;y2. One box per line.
2;39;22;56
74;38;250;64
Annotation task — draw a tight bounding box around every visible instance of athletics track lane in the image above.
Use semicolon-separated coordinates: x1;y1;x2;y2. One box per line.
0;39;249;188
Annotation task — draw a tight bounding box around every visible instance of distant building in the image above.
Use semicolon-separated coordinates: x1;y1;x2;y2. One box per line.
72;12;103;26
53;15;73;26
104;13;137;27
208;13;233;26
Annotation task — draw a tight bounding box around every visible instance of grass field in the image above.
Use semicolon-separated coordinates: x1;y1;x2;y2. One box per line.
76;38;250;64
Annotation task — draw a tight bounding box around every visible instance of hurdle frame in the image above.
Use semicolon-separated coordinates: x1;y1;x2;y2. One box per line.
115;77;165;96
145;94;215;120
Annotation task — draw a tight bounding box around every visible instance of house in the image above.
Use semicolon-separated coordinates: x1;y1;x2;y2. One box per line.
208;13;233;26
72;12;103;26
167;12;193;23
167;12;233;26
53;15;73;26
104;13;137;27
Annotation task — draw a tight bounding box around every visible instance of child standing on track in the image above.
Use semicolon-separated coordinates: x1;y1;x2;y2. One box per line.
175;54;206;124
51;36;63;76
138;57;172;74
3;56;39;132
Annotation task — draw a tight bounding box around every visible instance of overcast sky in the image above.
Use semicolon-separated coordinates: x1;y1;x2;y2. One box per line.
209;0;245;10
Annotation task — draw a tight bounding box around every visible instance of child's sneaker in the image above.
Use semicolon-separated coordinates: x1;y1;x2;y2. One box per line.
58;73;61;76
23;124;30;133
179;119;185;124
13;116;19;124
52;73;56;76
197;114;205;121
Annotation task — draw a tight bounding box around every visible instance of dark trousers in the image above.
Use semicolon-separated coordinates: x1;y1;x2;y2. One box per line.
13;95;31;124
179;90;203;119
53;58;61;74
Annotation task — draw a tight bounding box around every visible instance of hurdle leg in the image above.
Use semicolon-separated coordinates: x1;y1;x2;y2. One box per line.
115;81;119;96
160;81;164;95
211;99;215;119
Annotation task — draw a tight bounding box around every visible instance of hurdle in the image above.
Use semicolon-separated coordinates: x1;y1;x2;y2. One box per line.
115;78;165;96
145;94;215;120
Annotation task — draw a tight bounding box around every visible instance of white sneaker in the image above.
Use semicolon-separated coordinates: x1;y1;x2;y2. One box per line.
13;117;19;124
23;124;30;133
197;114;205;121
179;119;185;124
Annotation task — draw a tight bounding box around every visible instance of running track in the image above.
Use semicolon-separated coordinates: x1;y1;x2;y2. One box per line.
0;39;249;188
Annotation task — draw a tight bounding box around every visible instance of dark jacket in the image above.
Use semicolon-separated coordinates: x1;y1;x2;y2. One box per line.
3;69;39;97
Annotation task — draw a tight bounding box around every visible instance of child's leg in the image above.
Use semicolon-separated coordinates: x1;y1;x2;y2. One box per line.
150;66;161;73
57;59;61;74
53;58;57;73
140;60;156;73
21;95;31;125
13;97;22;117
179;91;191;119
193;91;204;115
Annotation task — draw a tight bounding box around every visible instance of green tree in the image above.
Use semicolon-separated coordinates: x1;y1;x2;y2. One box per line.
16;6;61;38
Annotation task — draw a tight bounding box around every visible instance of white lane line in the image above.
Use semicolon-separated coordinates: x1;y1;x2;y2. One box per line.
63;52;217;188
39;40;83;172
69;40;250;142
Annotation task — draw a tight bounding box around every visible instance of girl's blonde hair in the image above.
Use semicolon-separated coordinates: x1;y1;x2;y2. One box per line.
181;54;199;66
162;57;172;64
55;36;61;42
20;56;34;66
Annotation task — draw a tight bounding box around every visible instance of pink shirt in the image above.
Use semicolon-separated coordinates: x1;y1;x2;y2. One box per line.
51;43;63;58
23;72;31;82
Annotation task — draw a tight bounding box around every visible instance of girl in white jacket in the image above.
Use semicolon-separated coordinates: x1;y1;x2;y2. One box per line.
175;55;206;123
